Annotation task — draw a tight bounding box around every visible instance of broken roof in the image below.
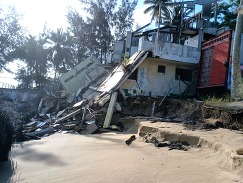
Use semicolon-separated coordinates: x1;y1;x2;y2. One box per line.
59;56;107;95
80;51;149;107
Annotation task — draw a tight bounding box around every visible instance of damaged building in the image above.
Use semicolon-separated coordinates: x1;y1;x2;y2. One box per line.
2;0;243;140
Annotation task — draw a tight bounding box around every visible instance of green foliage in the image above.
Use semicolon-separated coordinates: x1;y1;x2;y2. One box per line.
17;35;49;87
79;0;116;63
69;0;138;63
113;0;138;40
46;28;75;80
2;0;139;85
122;54;129;64
171;2;193;26
144;0;193;26
217;0;240;29
67;10;90;62
144;0;172;24
15;67;33;88
202;93;233;104
0;7;24;71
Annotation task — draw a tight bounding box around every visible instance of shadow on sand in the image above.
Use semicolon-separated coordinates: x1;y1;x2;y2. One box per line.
0;158;22;183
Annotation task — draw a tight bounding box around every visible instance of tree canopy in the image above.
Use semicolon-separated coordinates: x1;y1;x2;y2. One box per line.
217;0;240;29
4;0;242;89
0;7;24;72
2;1;138;88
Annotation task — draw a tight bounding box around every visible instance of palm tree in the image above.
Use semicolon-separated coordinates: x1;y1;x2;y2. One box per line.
172;4;193;26
144;0;172;25
231;0;243;99
45;28;74;80
20;35;48;88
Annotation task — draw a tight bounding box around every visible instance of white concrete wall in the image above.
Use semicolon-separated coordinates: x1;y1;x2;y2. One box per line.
120;58;196;97
153;42;200;64
59;56;107;94
138;36;154;52
0;88;39;102
131;46;138;56
125;31;132;57
113;40;125;63
184;35;199;48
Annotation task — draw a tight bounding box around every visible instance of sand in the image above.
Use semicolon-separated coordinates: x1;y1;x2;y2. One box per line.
1;132;242;183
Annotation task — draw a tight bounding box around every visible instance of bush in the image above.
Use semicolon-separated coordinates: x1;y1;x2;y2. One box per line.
0;110;14;162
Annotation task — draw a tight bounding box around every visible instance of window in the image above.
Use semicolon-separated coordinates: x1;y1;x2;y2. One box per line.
158;65;165;73
128;68;138;80
175;68;192;82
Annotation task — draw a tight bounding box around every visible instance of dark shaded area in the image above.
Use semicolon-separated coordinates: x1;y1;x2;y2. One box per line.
12;141;66;167
0;159;19;183
0;111;14;162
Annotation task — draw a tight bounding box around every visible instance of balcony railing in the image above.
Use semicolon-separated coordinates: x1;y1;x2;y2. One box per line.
153;42;200;64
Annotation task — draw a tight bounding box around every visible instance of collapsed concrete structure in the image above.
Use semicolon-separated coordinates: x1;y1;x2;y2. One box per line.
2;0;243;140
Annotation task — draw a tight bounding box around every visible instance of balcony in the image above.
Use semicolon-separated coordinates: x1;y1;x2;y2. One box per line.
153;41;200;64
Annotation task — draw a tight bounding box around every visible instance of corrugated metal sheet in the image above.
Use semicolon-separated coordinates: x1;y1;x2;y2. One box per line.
198;30;231;88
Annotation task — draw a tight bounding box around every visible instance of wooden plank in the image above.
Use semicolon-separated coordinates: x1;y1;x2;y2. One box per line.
103;92;118;128
55;108;82;124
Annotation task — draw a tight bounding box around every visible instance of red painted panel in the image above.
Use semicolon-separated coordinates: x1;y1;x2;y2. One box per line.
199;30;231;88
210;41;230;85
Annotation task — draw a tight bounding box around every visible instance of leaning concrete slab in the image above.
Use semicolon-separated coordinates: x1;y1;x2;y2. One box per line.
103;92;118;128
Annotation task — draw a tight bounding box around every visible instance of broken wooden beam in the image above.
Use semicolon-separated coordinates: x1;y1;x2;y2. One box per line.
55;108;82;124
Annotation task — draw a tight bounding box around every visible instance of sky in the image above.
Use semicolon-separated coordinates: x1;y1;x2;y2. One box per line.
0;0;150;36
0;0;151;87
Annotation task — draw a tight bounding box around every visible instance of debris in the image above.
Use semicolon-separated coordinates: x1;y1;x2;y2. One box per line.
36;122;47;128
168;141;190;151
55;108;82;124
56;109;66;118
63;123;77;130
73;100;86;108
67;93;75;103
85;120;96;125
159;89;171;106
154;140;189;151
81;105;88;124
204;118;224;129
151;101;155;117
86;123;99;134
26;127;55;137
125;135;136;146
115;102;122;112
103;92;118;128
236;148;243;155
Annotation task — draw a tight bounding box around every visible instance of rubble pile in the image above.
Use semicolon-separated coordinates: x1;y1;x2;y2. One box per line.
20;96;125;139
18;94;206;140
0;84;213;141
143;133;190;151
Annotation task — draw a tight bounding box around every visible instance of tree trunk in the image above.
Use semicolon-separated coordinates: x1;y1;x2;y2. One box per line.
231;0;243;100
